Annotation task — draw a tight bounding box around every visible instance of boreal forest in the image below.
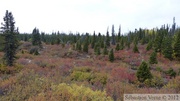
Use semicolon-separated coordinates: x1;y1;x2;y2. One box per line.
0;10;180;101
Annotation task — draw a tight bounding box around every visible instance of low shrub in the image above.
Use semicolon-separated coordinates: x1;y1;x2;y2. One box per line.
28;83;112;101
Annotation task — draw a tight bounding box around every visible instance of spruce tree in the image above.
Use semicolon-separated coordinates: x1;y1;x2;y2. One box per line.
162;36;173;60
94;42;101;55
94;43;98;53
105;28;110;47
117;25;121;42
120;38;124;50
136;61;152;82
174;30;180;60
149;51;158;64
115;43;120;51
76;41;81;51
133;43;139;53
96;47;101;55
51;40;54;45
91;31;96;48
100;40;104;48
24;34;28;41
141;36;146;45
146;40;153;51
111;25;116;45
127;41;130;49
98;32;102;41
56;38;61;45
41;32;46;42
83;39;88;53
32;28;42;48
109;49;114;62
103;45;108;55
166;68;176;78
154;30;164;55
0;10;19;66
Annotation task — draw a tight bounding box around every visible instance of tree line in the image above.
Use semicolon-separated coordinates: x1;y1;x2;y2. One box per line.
0;10;180;66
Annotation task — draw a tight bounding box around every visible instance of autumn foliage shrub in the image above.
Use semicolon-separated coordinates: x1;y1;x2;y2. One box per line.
106;81;135;101
0;70;50;101
28;83;112;101
164;76;180;93
70;67;92;81
109;67;136;83
0;64;8;74
17;58;30;65
70;67;108;88
144;75;164;88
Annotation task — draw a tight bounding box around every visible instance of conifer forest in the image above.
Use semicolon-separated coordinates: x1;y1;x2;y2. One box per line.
0;10;180;101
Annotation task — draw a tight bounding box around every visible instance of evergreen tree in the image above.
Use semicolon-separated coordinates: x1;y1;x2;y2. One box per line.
94;43;98;53
109;49;114;62
117;25;121;42
94;42;101;55
138;28;143;40
146;40;153;51
136;61;153;83
133;37;138;45
141;35;146;45
149;51;158;64
115;43;120;51
105;28;110;47
56;38;61;45
73;35;77;43
83;39;88;53
133;43;139;53
127;41;130;49
51;40;54;45
100;40;104;48
103;45;108;55
162;36;173;60
91;31;96;48
174;30;180;60
41;32;46;42
154;29;164;55
0;10;19;66
76;41;81;51
24;34;28;41
111;25;116;45
166;68;176;78
98;32;102;41
32;28;42;48
96;47;101;55
120;38;124;50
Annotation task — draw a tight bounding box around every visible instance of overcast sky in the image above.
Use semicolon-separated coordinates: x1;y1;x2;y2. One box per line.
0;0;180;34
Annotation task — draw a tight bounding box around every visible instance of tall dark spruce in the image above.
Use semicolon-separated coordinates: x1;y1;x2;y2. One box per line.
0;10;19;66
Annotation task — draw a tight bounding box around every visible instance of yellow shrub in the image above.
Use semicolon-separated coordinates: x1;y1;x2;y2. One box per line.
29;83;113;101
164;76;180;93
0;63;7;73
